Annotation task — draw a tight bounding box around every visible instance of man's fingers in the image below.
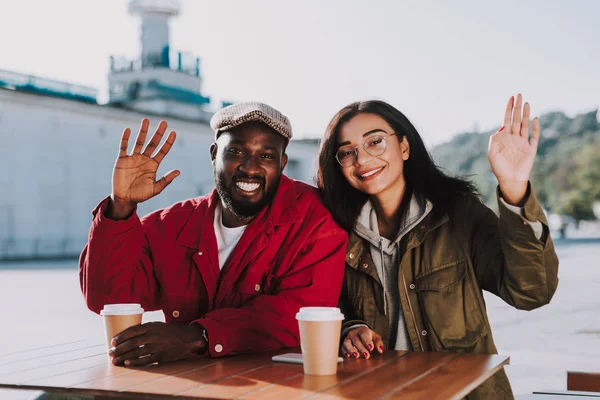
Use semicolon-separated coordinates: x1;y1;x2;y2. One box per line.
142;120;168;157
119;128;131;157
112;344;153;366
111;324;147;347
123;353;158;367
153;170;180;195
126;354;158;367
152;131;177;164
111;336;148;359
132;118;150;154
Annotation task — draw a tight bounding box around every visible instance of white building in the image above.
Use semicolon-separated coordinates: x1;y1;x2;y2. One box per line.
0;0;320;260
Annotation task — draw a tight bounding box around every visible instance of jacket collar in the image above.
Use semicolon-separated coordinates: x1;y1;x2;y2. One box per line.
353;194;432;255
346;206;449;270
177;174;301;250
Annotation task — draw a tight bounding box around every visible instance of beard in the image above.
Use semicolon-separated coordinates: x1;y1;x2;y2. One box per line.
214;170;281;220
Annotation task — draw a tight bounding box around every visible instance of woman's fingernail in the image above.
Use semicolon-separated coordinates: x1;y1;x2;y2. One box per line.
499;126;505;132
124;360;131;366
367;344;373;351
379;346;385;352
344;353;349;358
363;352;369;358
353;352;359;358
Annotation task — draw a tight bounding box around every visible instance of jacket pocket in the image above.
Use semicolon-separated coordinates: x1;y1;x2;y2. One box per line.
414;259;487;350
228;268;277;307
237;271;270;295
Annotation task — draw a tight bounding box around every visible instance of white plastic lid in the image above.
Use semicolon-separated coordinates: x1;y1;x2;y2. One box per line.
100;304;144;316
295;307;344;322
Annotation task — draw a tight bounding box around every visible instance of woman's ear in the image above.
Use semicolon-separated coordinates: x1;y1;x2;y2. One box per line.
400;136;410;160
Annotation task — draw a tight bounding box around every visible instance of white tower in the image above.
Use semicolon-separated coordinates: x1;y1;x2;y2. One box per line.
130;0;181;67
108;0;212;122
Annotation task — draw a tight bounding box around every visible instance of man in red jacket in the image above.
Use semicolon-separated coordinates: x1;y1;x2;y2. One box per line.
79;102;347;366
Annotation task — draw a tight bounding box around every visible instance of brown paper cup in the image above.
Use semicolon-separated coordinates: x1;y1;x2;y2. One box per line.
100;304;144;351
296;307;344;376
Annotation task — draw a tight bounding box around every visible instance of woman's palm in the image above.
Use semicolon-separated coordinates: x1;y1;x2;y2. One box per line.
488;94;540;185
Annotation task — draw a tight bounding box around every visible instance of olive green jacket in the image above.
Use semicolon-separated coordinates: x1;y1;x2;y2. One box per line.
339;186;559;399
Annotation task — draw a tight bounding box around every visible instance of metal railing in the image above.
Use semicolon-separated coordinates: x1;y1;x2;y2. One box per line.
110;47;201;77
0;237;85;261
0;69;98;103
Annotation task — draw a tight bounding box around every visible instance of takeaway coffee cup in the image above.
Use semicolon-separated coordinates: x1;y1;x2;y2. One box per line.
100;304;144;351
296;307;344;375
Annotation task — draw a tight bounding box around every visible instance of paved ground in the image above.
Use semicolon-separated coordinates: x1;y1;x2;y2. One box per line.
484;240;600;395
0;239;598;398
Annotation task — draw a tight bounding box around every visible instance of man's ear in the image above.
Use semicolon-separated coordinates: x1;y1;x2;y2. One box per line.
210;143;217;162
400;136;410;161
281;153;288;171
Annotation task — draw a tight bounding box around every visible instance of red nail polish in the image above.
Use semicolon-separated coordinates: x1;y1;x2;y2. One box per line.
499;126;505;132
367;344;373;351
379;346;385;352
353;352;359;358
363;352;369;358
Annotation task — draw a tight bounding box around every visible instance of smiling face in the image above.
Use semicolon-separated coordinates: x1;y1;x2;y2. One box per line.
211;122;288;225
337;112;410;198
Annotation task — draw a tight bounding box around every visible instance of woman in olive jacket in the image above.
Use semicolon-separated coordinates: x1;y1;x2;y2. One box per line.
316;95;559;400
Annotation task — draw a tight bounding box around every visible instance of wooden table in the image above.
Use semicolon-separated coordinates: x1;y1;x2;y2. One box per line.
0;340;509;399
568;371;600;392
520;390;600;398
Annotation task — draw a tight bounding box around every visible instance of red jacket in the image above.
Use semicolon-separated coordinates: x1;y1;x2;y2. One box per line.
79;175;347;357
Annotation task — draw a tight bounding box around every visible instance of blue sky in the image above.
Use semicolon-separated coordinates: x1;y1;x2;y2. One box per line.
1;0;598;145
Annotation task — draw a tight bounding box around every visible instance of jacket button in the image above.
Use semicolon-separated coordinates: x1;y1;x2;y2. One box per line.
172;310;180;318
421;330;428;336
349;254;355;259
198;251;203;256
214;344;223;353
409;284;415;290
254;284;261;292
362;263;369;269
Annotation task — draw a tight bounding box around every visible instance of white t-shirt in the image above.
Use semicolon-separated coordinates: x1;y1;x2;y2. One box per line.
213;203;248;269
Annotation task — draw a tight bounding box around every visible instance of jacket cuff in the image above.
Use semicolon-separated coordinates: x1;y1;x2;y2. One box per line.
187;322;209;358
342;320;371;333
91;196;140;232
192;318;229;358
341;323;369;340
497;182;546;222
498;196;544;241
497;182;548;243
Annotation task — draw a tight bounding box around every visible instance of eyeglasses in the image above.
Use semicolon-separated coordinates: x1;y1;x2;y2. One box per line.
335;132;400;168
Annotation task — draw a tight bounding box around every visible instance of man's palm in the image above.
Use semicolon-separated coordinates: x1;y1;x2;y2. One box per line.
112;119;180;205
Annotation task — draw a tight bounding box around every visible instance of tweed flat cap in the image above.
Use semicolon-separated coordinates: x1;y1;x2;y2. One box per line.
210;101;293;141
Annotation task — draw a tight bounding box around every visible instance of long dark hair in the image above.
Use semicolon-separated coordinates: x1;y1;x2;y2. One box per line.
316;100;479;232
